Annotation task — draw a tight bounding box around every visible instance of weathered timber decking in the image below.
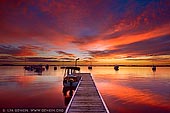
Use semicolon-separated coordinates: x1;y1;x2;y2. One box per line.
65;73;110;113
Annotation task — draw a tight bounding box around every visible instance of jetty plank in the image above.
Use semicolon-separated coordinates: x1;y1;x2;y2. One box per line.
65;73;109;113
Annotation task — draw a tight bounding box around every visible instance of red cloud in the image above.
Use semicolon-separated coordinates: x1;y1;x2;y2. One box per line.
14;48;36;56
0;45;40;56
0;0;170;64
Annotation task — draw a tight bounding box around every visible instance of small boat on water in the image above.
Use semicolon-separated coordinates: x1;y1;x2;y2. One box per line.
88;65;92;69
24;66;33;71
45;64;49;70
152;65;156;71
24;65;45;74
54;66;57;70
60;66;66;69
88;60;93;69
114;65;119;71
63;67;81;87
34;67;45;73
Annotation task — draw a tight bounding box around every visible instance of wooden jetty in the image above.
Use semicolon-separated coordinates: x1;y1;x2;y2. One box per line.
65;73;110;113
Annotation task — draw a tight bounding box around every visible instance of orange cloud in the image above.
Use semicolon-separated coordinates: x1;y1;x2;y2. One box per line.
0;0;170;64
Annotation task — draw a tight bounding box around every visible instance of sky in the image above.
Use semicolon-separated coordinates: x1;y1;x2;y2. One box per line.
0;0;170;65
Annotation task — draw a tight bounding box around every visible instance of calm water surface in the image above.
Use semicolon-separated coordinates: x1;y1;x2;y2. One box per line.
0;66;170;113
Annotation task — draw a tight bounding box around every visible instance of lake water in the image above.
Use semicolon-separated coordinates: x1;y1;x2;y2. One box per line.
0;66;170;113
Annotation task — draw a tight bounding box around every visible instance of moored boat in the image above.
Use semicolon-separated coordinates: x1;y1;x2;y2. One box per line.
54;66;57;70
45;64;49;70
114;65;119;71
88;65;92;69
152;65;156;71
63;67;81;87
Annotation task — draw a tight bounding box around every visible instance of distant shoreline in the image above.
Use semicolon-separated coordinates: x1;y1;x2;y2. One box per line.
1;64;170;67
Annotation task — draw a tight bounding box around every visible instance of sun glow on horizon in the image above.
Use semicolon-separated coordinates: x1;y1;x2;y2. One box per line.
0;0;170;65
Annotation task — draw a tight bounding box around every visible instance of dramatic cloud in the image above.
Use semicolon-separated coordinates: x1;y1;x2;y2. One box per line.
89;35;170;56
56;51;75;57
0;0;170;64
0;45;47;56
